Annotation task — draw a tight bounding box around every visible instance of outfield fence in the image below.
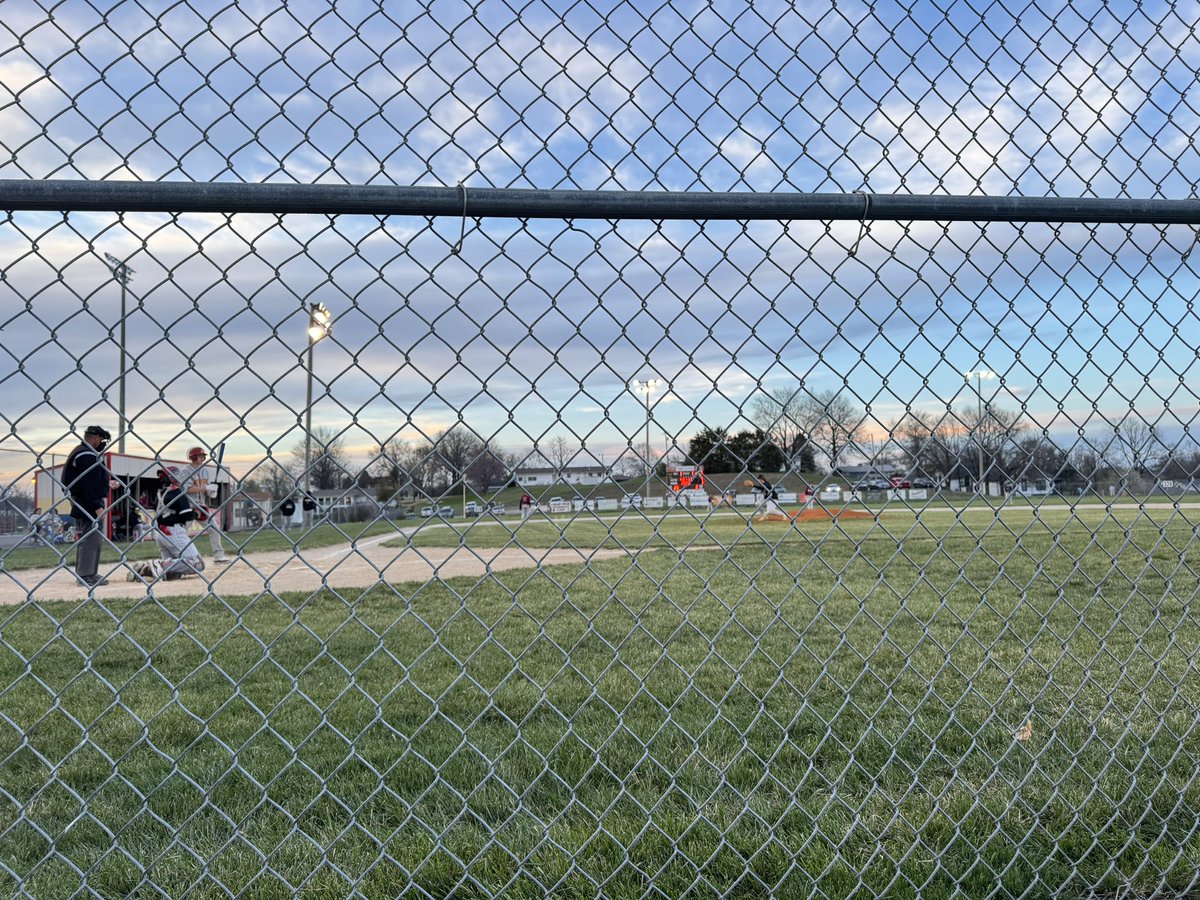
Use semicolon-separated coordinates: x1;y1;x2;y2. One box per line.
4;3;1200;897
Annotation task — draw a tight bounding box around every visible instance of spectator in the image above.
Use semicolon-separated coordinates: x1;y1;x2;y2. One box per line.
278;497;296;530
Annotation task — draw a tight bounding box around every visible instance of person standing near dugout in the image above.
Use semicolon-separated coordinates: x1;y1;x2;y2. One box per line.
175;445;236;564
62;424;118;588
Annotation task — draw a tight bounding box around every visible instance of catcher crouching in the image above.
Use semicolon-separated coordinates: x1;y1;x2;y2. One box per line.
127;468;207;582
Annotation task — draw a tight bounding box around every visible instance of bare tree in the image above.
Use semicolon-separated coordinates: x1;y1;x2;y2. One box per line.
894;409;962;481
803;389;865;471
2;484;34;514
1068;446;1110;491
467;445;511;489
367;437;417;500
960;402;1026;485
428;427;484;491
1009;434;1071;486
541;435;574;473
245;456;298;499
1157;437;1200;483
615;447;647;479
750;385;814;469
405;439;443;493
290;426;352;490
1106;416;1163;475
368;438;408;487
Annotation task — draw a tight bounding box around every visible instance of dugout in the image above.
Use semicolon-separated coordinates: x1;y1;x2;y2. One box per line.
33;451;234;541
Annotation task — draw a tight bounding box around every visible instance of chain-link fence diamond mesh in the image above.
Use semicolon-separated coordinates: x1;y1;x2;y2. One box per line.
3;2;1200;897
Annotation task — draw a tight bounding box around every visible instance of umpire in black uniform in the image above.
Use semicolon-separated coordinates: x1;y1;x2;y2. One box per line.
62;425;114;588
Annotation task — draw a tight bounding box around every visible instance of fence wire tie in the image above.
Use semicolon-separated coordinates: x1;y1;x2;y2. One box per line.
850;189;871;257
1185;212;1200;261
452;182;469;255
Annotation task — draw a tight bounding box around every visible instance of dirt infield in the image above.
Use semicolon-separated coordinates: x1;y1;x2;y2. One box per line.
0;533;632;604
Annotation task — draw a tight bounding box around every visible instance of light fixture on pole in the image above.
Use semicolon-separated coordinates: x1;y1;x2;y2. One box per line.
964;368;997;493
631;378;661;501
104;253;135;455
304;303;332;527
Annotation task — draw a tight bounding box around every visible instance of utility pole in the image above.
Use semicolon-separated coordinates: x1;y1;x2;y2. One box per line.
104;253;135;454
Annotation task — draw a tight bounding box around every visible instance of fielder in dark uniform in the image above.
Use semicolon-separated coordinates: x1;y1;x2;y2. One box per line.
61;425;115;588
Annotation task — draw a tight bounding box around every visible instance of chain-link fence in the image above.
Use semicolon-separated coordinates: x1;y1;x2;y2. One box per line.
4;2;1200;896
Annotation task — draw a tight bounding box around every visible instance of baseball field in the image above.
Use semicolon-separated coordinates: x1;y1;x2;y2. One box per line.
1;503;1198;897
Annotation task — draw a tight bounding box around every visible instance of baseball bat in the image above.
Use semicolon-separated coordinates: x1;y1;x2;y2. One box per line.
208;441;226;523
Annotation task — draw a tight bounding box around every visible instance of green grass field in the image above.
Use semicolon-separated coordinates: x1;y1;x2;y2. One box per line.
2;508;1199;897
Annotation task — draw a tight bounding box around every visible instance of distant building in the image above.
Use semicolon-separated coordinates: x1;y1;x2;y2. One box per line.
227;490;272;530
309;487;382;517
513;466;612;487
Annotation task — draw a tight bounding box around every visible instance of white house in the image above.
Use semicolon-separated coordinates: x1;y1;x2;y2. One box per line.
513;466;612;487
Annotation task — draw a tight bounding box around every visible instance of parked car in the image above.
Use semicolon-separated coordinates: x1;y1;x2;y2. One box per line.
420;505;434;517
889;477;912;489
856;479;890;491
438;506;453;518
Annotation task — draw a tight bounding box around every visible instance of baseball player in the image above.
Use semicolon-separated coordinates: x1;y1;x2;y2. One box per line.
127;470;206;581
175;445;236;564
755;476;786;518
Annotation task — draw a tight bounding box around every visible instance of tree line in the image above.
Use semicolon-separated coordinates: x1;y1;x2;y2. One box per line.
691;383;1200;491
233;388;1200;499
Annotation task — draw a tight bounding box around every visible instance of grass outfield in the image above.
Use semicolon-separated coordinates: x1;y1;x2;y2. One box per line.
2;512;1200;897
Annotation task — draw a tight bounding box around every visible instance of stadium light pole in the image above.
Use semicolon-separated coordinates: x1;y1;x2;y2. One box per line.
304;303;332;528
965;369;997;493
104;253;135;455
631;378;660;501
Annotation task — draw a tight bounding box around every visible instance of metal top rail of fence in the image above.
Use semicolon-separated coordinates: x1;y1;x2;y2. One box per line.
8;178;1200;223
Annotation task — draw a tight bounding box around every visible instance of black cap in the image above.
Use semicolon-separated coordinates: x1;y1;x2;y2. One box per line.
84;425;112;441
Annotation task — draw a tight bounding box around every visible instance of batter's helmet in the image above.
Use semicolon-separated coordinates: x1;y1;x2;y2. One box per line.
187;446;207;460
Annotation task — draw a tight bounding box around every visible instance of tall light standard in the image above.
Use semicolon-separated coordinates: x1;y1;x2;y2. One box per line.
104;253;135;454
304;303;332;527
631;378;660;501
964;368;997;493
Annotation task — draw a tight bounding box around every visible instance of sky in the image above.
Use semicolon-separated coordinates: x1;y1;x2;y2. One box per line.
3;0;1200;492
